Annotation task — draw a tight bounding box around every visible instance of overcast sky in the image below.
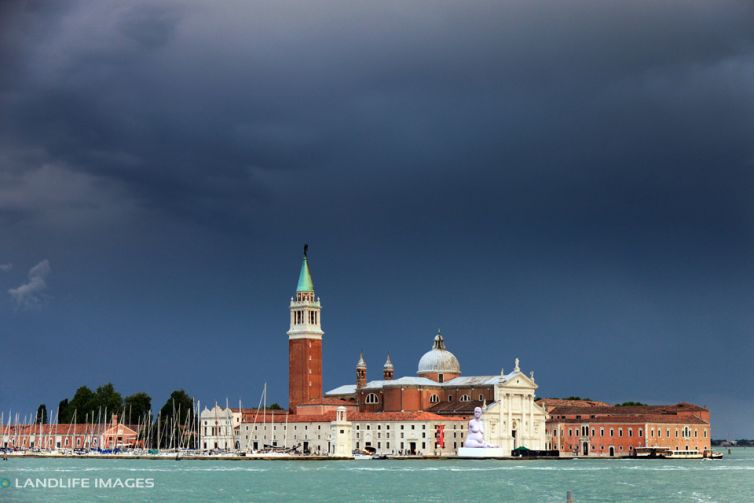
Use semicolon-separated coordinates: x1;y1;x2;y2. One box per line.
1;0;753;437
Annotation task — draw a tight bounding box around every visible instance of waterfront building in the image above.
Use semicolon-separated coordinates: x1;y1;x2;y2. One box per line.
545;403;711;456
203;247;712;458
238;408;466;456
476;361;548;451
101;414;139;449
1;415;136;450
199;405;236;450
323;335;548;452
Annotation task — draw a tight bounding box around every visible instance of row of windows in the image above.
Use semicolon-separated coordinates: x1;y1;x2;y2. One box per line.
370;393;487;404
553;425;707;439
559;427;644;438
241;424;322;432
293;310;318;325
356;424;426;430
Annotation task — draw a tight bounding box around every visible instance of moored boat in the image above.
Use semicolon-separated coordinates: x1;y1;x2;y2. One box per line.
705;450;724;459
634;447;672;458
666;449;703;459
353;449;372;460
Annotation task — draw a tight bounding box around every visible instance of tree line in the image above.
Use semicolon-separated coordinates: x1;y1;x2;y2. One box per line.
31;384;193;428
34;383;284;427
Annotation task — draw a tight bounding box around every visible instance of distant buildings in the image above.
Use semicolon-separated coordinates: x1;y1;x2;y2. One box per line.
190;248;712;458
1;415;137;451
243;248;549;455
543;401;712;456
5;248;715;458
324;341;549;452
199;405;238;451
237;410;467;456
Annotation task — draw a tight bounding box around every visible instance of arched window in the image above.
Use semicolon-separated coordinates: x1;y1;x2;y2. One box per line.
479;394;484;401
459;395;471;402
365;393;380;404
429;395;439;404
447;395;453;402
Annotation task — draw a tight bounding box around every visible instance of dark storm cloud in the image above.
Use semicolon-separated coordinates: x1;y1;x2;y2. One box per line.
1;1;754;436
1;0;753;232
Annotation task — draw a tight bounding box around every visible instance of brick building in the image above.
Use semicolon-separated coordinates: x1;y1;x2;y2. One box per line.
1;415;138;451
545;403;711;456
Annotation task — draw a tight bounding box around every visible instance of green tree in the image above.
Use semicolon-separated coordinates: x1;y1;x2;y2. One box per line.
156;390;194;448
267;403;283;410
158;390;193;423
36;404;48;424
68;386;96;423
616;401;647;407
62;384;124;423
57;399;71;423
94;383;123;418
124;392;152;425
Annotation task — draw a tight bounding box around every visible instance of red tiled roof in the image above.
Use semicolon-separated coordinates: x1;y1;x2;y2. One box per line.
241;411;465;424
243;412;335;424
239;409;290;422
297;398;356;406
549;403;708;416
549;414;709;425
428;400;484;415
350;411;465;422
6;423;141;435
537;398;610;410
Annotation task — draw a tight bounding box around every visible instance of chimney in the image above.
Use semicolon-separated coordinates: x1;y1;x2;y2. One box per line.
111;414;118;426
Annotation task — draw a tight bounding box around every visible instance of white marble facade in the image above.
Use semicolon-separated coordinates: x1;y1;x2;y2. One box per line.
199;405;237;451
478;359;548;452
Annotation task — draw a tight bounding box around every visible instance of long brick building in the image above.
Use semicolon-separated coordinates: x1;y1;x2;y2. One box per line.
544;402;711;457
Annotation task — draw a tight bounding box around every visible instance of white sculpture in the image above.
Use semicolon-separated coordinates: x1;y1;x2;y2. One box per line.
463;407;493;448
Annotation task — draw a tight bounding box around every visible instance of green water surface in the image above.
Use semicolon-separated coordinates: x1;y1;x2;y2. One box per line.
0;448;752;502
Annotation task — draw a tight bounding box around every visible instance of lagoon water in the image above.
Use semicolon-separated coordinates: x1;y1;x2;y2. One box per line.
1;449;753;502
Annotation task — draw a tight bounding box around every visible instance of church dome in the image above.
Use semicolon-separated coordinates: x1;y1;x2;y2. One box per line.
417;333;461;375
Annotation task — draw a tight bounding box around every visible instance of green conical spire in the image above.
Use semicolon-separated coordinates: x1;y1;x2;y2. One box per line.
296;245;314;292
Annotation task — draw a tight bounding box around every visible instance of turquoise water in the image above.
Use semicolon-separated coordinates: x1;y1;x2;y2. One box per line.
1;449;752;502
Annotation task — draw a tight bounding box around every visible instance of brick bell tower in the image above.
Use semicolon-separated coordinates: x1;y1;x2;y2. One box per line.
287;245;324;413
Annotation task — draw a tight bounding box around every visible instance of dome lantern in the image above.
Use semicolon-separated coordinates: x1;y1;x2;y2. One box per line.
417;331;461;382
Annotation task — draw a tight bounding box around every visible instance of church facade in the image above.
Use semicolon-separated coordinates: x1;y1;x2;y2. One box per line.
324;337;548;451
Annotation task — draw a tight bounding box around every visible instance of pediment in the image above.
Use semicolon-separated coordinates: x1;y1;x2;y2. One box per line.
499;371;537;391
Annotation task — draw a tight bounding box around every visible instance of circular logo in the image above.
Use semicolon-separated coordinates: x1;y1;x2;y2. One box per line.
0;478;11;489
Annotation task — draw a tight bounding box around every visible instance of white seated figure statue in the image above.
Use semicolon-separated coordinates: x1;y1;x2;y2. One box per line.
463;406;493;448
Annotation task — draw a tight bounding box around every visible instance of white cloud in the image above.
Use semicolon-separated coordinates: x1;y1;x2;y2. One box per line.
0;263;12;272
8;259;51;309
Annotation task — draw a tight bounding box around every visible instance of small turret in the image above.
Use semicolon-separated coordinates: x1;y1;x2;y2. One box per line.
356;352;367;389
383;354;394;380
